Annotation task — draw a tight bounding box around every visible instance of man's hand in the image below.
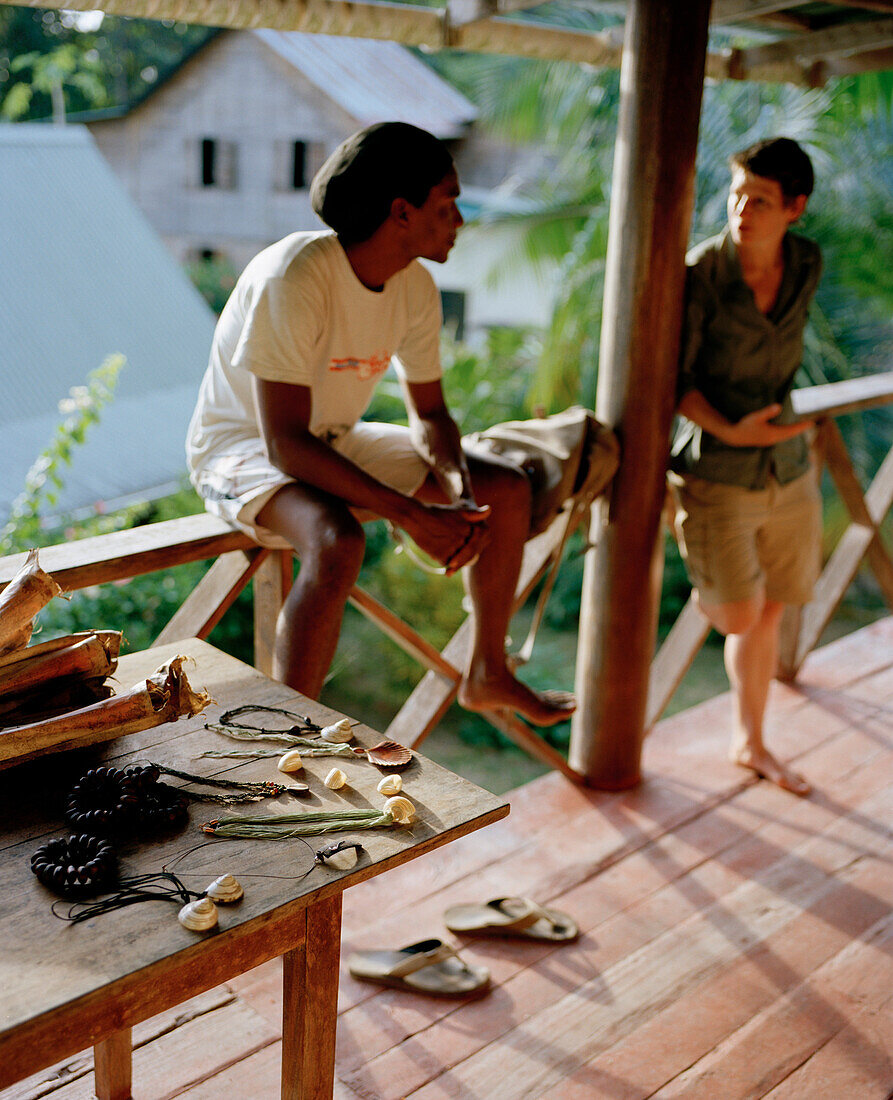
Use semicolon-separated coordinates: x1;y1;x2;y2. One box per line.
403;501;491;575
722;404;814;447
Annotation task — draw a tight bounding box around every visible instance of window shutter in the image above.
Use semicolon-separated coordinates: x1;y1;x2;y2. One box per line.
272;139;290;192
217;140;238;190
185;137;203;187
306;141;327;185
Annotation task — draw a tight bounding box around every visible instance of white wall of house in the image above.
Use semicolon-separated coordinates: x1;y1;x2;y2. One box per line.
90;33;356;270
88;31;559;340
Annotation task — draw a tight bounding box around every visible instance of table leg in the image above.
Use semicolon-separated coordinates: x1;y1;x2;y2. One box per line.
281;893;343;1100
94;1027;133;1100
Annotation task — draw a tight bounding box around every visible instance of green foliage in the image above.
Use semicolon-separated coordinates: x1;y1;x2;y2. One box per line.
186;256;238;316
0;7;215;121
365;326;542;428
1;355;125;555
4;41;107;120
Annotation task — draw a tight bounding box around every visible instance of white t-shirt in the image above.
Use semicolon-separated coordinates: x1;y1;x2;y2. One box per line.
186;231;443;478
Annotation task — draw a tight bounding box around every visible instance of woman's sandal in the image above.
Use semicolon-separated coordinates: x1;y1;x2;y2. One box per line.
347;937;490;997
443;896;579;942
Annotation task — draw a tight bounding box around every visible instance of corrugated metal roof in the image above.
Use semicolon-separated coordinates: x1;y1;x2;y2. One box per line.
0;124;217;519
254;30;477;138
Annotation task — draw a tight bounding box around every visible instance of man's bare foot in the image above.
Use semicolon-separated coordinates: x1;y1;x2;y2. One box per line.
459;672;575;727
730;745;811;796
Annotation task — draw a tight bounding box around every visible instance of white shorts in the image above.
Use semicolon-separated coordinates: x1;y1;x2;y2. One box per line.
192;423;431;549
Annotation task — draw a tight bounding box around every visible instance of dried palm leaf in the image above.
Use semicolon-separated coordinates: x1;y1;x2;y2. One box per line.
0;655;211;769
0;631;121;697
0;678;114;728
0;550;62;656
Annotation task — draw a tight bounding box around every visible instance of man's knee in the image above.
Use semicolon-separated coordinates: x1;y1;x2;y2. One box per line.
258;487;365;586
469;452;532;513
306;511;365;586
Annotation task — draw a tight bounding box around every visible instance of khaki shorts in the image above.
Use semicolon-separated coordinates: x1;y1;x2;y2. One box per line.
193;423;431;549
669;469;821;606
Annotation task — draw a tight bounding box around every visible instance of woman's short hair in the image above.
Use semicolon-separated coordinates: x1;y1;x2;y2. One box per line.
730;137;814;201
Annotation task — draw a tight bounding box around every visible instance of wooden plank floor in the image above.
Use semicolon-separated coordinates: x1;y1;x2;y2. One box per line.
5;616;891;1100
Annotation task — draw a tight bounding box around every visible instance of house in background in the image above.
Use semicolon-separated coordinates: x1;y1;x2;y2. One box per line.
0;124;217;520
84;30;559;339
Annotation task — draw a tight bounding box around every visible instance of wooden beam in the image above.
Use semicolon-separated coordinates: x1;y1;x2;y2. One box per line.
828;44;893;74
153;548;264;645
830;0;893;13
646;594;712;730
740;16;893;67
569;0;710;789
253;549;293;678
348;585;461;680
3;0;868;84
446;0;549;30
450;18;622;65
779;422;893;678
0;512;252;592
711;0;809;27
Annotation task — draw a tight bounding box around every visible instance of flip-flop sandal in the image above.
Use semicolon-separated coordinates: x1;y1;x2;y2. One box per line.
443;897;579;942
347;937;490;997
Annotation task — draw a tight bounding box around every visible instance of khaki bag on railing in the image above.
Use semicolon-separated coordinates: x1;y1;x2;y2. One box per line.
463;406;620;536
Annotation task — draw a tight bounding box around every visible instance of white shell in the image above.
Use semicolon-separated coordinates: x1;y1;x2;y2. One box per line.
205;873;244;903
383;795;415;824
377;774;403;795
178;897;219;931
319;719;353;744
277;749;304;773
324;767;348;790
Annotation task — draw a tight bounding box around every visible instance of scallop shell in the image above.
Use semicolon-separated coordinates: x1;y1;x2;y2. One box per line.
205;873;244;903
324;768;348;790
319;719;354;744
178;897;219;931
383;795;415;824
377;774;403;796
354;740;412;768
277;749;304;773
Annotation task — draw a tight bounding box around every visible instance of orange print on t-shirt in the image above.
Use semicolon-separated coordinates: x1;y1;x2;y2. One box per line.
329;352;391;380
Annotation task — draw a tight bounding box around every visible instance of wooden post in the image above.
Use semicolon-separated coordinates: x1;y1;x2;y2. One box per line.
570;0;711;787
253;549;293;678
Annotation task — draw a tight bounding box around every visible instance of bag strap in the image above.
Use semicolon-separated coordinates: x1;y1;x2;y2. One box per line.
510;489;595;668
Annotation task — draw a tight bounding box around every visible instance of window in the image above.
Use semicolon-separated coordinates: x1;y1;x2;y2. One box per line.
292;141;306;190
274;139;326;192
201;138;216;186
440;290;466;341
193;137;237;190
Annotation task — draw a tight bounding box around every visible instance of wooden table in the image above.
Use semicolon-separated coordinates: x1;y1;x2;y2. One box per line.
0;640;509;1099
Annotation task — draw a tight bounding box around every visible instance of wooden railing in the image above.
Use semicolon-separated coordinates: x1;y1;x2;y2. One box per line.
0;498;586;781
2;372;891;776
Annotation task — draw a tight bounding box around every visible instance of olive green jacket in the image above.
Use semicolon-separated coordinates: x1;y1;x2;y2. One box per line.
670;229;822;488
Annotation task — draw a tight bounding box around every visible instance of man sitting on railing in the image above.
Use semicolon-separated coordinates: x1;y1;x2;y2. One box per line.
669;137;821;796
186;122;575;727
